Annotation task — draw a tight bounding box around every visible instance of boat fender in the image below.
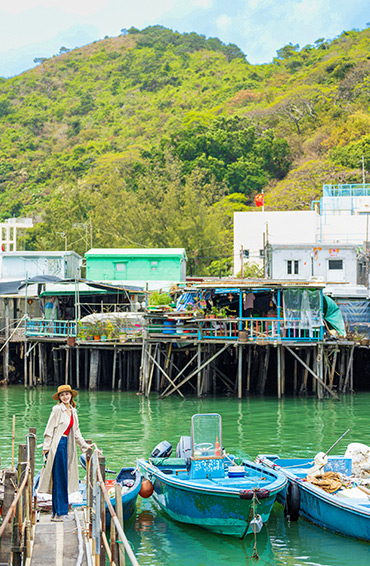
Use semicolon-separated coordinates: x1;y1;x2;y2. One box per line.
239;488;270;500
284;482;300;521
139;479;154;498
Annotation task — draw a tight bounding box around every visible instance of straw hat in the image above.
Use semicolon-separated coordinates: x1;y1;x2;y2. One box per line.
52;384;78;400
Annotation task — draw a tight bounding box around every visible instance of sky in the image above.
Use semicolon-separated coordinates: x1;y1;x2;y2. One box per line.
0;0;369;78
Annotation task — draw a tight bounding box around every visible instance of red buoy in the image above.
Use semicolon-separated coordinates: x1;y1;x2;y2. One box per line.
139;479;154;498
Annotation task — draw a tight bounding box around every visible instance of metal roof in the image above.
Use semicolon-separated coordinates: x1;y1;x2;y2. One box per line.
85;248;187;258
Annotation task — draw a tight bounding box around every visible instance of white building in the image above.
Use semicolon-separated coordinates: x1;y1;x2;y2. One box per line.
0;251;82;280
234;184;370;276
268;243;359;285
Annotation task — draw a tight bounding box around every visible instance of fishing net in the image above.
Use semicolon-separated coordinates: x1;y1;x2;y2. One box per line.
306;471;342;493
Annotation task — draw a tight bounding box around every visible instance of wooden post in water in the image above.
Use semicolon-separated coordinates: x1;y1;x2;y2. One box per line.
197;343;202;397
246;345;252;394
112;347;117;391
293;357;298;394
52;348;59;386
89;349;99;390
23;341;28;388
76;345;80;389
237;343;243;399
65;346;70;385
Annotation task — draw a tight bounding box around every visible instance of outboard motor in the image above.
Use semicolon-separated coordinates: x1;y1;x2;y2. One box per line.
151;440;172;459
176;436;192;458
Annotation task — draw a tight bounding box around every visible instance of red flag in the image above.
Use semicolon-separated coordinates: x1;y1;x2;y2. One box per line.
255;193;264;207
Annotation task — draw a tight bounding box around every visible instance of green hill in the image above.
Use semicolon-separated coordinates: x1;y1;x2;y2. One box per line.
0;25;369;273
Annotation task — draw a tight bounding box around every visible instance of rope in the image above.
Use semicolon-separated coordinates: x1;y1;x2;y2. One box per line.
251;491;259;560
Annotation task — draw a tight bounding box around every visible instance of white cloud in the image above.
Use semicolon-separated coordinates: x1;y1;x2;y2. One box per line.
190;0;213;7
216;14;232;32
1;0;111;16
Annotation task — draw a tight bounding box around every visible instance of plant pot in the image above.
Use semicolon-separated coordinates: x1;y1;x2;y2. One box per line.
67;336;75;347
93;335;100;341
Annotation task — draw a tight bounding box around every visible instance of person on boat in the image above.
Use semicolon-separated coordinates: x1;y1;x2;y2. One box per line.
38;384;92;522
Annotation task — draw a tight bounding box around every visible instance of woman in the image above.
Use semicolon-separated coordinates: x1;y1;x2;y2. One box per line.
38;384;91;522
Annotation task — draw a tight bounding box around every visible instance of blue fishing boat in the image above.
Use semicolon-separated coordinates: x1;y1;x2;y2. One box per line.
257;454;370;541
79;455;141;525
137;413;287;538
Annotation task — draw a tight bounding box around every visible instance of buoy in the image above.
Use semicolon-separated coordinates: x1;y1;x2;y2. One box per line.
139;479;154;498
215;436;221;457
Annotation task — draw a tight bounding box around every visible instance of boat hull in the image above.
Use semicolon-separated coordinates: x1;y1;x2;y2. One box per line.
138;459;286;538
258;456;370;542
105;467;141;526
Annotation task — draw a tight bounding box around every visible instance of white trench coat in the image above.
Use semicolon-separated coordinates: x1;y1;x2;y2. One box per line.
38;403;90;495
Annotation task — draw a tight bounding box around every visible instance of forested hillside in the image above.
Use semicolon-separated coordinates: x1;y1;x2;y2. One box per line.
0;25;369;273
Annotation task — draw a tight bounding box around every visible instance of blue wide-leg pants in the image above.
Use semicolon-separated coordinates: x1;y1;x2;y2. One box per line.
52;436;69;516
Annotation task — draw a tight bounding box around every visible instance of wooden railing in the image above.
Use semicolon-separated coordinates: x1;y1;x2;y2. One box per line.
85;448;140;566
0;427;37;566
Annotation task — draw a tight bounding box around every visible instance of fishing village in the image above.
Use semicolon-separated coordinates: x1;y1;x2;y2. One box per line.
1;182;370;565
2;15;370;566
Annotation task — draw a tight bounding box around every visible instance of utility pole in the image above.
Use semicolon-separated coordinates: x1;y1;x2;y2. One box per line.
240;245;244;278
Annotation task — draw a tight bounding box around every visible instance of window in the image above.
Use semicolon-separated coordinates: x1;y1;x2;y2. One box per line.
259;249;265;257
150;261;159;272
328;259;343;270
115;263;126;273
287;260;299;275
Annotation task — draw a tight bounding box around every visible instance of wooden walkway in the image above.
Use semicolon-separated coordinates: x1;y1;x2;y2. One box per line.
30;511;87;566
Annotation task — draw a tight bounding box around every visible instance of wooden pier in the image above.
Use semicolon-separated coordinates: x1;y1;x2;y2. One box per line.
0;430;139;565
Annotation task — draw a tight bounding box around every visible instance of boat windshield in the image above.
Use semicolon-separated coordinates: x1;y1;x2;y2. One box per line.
191;413;222;459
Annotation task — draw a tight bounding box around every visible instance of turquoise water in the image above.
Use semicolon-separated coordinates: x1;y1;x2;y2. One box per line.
1;387;370;565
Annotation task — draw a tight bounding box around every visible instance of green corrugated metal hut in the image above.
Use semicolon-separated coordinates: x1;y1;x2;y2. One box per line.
85;248;187;282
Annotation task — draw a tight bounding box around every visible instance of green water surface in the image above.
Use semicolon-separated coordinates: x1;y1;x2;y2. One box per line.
1;386;370;565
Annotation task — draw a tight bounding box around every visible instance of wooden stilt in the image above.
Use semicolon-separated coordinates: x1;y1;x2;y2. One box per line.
285;345;339;400
237;343;243;399
293;357;298;395
277;345;281;399
112;347;117;391
257;345;270;395
65;346;70;385
76;346;80;389
329;348;338;390
316;344;323;400
89;348;99;391
161;343;231;399
145;347;185;399
52;348;59;386
281;346;285;396
343;345;355;393
300;349;310;394
161;351;197;396
246;346;252;394
38;343;43;386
